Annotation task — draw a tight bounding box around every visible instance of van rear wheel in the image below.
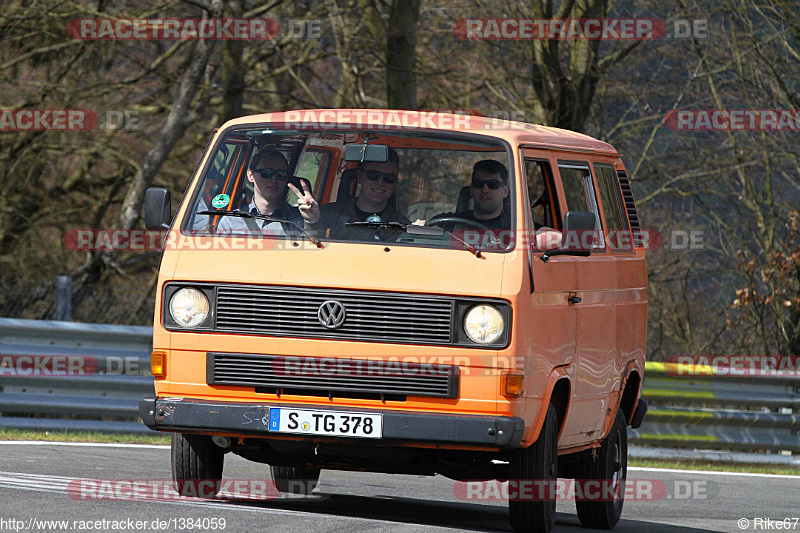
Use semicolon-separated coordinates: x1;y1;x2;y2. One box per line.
270;465;321;495
509;403;558;533
171;433;224;498
575;408;627;529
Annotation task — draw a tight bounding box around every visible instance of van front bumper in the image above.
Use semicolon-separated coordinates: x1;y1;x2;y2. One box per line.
139;397;525;450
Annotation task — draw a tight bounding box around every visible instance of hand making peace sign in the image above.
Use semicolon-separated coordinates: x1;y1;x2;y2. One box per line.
287;180;320;224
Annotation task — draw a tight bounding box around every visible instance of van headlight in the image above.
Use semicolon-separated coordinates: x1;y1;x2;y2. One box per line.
169;288;209;328
463;304;504;344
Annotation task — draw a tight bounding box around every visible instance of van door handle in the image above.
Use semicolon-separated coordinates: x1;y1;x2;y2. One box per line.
568;295;582;304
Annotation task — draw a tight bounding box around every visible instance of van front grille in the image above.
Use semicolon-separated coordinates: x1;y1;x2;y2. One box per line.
214;285;454;345
208;352;459;398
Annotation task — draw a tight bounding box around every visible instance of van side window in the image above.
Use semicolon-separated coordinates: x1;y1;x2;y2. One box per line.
289;150;331;204
557;162;605;248
594;163;631;250
188;141;244;232
524;159;559;229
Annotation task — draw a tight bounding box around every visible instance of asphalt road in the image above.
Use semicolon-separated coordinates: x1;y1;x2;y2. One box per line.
0;442;797;532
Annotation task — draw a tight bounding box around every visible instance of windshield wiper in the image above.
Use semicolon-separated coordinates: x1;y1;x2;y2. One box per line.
431;225;483;258
198;210;322;248
345;221;482;258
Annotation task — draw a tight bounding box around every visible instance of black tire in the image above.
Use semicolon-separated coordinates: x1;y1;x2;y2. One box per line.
509;403;558;533
575;408;627;530
171;433;224;498
270;465;321;495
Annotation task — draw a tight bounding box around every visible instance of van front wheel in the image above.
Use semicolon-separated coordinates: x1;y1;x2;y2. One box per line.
509;403;558;533
171;433;224;498
575;408;627;529
270;465;321;495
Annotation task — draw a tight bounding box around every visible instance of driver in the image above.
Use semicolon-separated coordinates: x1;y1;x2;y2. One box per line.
433;159;511;230
217;148;320;236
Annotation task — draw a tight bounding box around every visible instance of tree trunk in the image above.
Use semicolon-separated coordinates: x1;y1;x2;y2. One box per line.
530;0;608;132
117;23;220;231
222;0;245;122
387;0;420;109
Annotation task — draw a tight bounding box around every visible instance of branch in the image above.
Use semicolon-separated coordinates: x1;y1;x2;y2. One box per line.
117;3;224;232
0;41;82;71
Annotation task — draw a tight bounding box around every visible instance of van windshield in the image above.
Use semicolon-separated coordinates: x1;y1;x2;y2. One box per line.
183;128;515;251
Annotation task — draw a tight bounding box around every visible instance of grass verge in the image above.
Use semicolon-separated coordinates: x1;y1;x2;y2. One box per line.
0;428;170;445
629;457;799;476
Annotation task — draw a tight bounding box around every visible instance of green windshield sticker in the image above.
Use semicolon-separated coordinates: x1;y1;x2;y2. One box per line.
211;193;230;209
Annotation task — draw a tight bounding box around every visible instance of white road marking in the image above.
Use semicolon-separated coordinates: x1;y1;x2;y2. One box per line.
0;471;385;523
0;441;169;449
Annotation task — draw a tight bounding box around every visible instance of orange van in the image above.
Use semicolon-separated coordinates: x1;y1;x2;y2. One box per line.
139;110;648;532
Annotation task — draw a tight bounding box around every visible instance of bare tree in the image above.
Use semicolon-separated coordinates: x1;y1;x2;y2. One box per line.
387;0;421;109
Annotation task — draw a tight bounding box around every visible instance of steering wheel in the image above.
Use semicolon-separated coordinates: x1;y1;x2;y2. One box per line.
427;215;491;231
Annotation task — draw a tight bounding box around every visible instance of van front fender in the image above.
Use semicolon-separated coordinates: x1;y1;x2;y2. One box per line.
519;366;572;447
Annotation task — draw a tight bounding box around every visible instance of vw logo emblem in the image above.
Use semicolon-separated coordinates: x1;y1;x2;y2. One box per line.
318;300;347;329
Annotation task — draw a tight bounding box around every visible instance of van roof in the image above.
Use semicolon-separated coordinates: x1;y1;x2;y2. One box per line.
221;109;620;156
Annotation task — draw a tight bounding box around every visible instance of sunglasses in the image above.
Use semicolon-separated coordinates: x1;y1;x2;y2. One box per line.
471;179;505;190
253;168;289;180
363;170;398;184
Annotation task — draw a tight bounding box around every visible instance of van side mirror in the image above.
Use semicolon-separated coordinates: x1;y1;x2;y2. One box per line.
540;211;596;262
144;187;171;230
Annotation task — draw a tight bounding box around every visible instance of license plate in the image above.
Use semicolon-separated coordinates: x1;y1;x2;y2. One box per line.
268;408;383;439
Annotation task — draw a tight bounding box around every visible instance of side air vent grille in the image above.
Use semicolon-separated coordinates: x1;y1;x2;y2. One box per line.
617;170;643;248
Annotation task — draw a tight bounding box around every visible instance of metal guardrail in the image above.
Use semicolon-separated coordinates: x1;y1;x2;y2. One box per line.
1;319;798;460
631;362;800;454
0;318;154;433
